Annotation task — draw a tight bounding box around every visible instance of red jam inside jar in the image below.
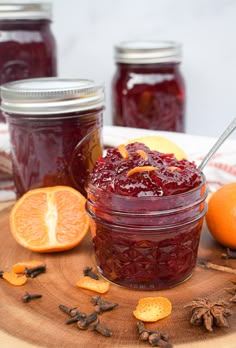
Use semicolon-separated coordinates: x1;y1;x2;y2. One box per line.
0;2;57;122
86;143;207;290
112;41;185;132
1;78;104;197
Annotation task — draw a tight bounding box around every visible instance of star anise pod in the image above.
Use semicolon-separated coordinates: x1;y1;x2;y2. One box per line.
225;278;236;303
185;298;232;332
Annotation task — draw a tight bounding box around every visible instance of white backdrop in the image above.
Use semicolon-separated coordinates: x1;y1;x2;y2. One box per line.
50;0;236;139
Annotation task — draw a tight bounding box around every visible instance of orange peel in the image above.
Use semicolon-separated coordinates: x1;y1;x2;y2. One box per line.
12;260;45;274
133;296;172;322
2;272;27;286
76;276;110;293
117;144;129;159
127;166;158;177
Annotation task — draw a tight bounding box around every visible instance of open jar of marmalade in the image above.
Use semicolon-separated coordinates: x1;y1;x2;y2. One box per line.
112;41;185;132
0;2;57;122
86;143;207;290
1;78;104;197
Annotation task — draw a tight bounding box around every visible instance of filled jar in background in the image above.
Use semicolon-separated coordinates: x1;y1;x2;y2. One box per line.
112;40;185;132
0;2;57;122
1;78;104;197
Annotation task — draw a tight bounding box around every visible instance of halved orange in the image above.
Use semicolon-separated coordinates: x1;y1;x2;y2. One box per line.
10;186;89;253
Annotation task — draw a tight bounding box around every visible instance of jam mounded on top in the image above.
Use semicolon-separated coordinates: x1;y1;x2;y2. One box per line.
89;142;202;197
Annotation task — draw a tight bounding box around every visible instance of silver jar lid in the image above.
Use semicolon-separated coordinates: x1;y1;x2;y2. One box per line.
114;40;182;64
0;2;52;20
1;78;105;117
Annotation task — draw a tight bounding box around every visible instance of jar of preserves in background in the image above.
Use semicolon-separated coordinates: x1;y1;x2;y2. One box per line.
1;78;104;197
112;41;185;132
0;2;57;122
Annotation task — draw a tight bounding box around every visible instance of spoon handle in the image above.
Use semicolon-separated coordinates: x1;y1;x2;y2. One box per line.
198;117;236;171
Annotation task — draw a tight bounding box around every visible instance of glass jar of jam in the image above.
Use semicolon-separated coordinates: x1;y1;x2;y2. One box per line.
112;41;185;132
1;78;104;197
0;2;57;122
86;143;207;290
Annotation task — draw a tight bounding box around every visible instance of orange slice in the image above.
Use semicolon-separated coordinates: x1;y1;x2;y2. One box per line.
10;186;89;253
125;135;186;160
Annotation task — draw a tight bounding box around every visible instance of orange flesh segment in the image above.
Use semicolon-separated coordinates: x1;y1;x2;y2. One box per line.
2;272;27;286
136;149;148;160
117;144;129;159
127;166;158;177
10;186;89;253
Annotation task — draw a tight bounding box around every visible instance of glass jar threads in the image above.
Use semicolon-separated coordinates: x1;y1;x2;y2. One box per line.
112;40;185;132
0;2;57;122
1;78;104;197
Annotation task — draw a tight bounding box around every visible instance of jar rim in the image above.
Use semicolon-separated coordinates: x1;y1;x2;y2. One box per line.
1;78;105;116
114;40;182;64
0;2;52;20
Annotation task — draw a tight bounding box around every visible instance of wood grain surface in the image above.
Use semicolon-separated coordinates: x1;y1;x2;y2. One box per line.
0;205;236;348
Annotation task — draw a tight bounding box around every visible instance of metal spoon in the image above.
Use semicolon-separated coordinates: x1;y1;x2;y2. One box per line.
198;117;236;171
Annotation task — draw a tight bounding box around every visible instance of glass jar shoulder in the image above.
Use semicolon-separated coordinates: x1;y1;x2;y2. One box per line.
0;20;54;44
113;63;185;94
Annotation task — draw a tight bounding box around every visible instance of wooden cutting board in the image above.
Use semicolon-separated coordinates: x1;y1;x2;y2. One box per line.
0;205;235;348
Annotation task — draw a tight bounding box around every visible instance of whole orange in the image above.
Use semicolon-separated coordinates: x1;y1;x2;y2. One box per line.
205;182;236;249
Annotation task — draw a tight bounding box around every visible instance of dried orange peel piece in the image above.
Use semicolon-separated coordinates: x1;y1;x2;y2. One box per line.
2;272;27;286
127;166;158;177
136;149;148;160
76;276;110;293
117;144;129;159
133;297;172;322
12;260;45;274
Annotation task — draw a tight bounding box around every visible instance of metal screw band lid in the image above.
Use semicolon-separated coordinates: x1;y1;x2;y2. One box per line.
1;78;105;117
114;40;182;64
0;2;52;20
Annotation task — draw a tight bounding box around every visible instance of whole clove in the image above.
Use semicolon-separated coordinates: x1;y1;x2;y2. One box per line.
65;311;87;325
22;292;42;303
24;265;46;278
59;304;79;317
83;266;99;280
0;271;3;278
91;295;118;314
137;321;172;347
137;320;150;341
77;313;98;330
92;318;112;337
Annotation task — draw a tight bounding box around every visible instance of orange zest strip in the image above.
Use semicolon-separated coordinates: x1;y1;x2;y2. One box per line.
127;166;158;177
12;260;45;274
168;166;181;172
136;149;148;160
117;144;129;159
2;272;27;286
